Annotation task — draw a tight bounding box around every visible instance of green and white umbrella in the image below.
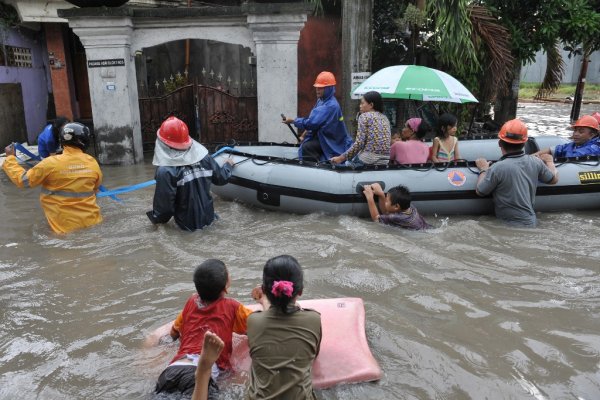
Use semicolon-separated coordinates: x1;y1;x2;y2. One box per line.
352;65;478;104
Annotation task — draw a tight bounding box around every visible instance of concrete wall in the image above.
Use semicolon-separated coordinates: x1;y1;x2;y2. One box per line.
0;26;50;142
521;48;600;84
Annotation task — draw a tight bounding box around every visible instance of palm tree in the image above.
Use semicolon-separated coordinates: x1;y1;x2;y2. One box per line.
425;1;514;118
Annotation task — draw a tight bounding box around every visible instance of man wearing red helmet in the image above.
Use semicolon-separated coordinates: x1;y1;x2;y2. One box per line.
283;71;353;162
534;115;600;158
146;116;234;231
475;119;558;227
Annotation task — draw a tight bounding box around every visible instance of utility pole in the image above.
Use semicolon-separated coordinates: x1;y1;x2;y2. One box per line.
570;50;590;123
341;0;374;135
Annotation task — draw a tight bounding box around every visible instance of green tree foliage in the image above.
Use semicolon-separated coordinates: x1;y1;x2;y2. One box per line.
427;0;479;77
372;0;410;69
481;0;600;65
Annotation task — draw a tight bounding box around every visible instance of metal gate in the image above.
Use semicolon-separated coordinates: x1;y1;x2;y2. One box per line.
138;83;257;150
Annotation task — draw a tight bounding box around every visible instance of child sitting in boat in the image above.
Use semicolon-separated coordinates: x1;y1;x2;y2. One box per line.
431;113;461;162
247;255;322;400
362;183;430;230
155;259;256;397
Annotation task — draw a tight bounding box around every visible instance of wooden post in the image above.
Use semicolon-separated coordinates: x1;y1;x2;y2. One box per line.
341;0;374;136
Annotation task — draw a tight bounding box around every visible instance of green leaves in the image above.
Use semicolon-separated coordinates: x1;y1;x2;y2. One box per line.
427;0;480;77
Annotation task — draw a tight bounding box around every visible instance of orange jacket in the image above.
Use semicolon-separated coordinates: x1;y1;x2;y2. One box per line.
2;146;103;234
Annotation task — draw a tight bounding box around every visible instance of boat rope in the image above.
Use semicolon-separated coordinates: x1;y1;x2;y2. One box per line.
554;156;600;168
96;179;157;198
96;146;236;199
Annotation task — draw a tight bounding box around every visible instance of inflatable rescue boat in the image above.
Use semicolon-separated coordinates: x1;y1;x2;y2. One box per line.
211;136;600;217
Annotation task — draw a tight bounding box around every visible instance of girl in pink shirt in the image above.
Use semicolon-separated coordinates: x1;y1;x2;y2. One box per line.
389;118;431;164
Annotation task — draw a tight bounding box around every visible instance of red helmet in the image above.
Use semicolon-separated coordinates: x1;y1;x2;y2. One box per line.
498;119;528;144
572;115;599;131
313;71;336;87
157;116;192;150
591;112;600;125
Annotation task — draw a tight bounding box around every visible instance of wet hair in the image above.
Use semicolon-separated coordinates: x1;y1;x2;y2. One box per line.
262;255;304;314
387;185;411;210
51;116;69;141
436;113;458;138
498;139;525;153
362;91;384;113
193;259;228;302
415;120;431;139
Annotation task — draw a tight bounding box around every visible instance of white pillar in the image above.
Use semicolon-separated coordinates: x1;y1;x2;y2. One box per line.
68;17;143;165
248;13;307;143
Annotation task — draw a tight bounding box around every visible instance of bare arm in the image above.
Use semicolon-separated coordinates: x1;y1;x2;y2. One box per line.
475;158;490;196
453;141;461;160
431;138;440;162
369;183;387;213
363;185;380;221
252;286;270;310
191;331;224;400
532;148;552;157
537;153;559;184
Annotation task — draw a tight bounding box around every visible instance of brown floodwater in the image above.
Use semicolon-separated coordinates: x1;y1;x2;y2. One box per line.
1;103;599;399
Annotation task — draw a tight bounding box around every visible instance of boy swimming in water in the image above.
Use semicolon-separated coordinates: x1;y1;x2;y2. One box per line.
363;183;430;230
155;259;253;397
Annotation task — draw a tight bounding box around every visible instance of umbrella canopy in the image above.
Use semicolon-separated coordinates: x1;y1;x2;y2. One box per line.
353;65;478;104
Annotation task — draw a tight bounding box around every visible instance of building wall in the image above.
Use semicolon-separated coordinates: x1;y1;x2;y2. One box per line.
521;49;600;84
297;15;342;118
0;26;50;142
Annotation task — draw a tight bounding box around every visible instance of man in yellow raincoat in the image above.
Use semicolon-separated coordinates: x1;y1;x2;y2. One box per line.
2;122;103;234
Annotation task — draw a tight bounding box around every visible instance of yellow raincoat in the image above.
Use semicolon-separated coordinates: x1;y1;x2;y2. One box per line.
2;146;103;234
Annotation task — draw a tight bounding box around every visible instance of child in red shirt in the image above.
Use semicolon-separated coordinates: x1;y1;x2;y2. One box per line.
155;259;253;396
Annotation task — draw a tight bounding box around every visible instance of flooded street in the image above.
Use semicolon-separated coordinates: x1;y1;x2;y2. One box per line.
1;102;599;400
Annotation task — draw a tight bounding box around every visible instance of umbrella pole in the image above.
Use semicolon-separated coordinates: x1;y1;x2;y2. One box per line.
467;104;478;138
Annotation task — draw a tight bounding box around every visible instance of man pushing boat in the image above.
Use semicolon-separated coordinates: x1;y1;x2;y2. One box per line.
475;119;558;227
146;116;234;231
283;71;353;162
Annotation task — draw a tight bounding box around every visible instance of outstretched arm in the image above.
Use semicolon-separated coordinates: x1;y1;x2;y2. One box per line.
363;185;380;221
475;158;491;196
532;148;552;157
252;286;270;310
537;153;559;184
191;331;224;400
370;183;387;213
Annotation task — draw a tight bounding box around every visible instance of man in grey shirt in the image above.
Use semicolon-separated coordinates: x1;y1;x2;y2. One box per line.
475;119;558;227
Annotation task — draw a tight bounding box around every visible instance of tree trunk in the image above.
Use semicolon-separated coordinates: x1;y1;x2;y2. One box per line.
494;64;521;125
341;0;374;135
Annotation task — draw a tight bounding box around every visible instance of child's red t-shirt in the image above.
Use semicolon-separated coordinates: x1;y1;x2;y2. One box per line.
170;294;252;370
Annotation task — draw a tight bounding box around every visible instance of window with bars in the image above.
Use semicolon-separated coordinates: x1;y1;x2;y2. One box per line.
3;46;33;68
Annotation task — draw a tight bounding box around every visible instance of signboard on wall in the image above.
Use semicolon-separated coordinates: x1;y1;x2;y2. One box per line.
88;58;125;68
351;72;371;99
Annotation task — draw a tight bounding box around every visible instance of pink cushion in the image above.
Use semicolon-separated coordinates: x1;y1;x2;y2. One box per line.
147;297;382;389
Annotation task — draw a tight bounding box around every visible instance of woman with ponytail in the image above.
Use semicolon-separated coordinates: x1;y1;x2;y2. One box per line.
247;255;322;400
